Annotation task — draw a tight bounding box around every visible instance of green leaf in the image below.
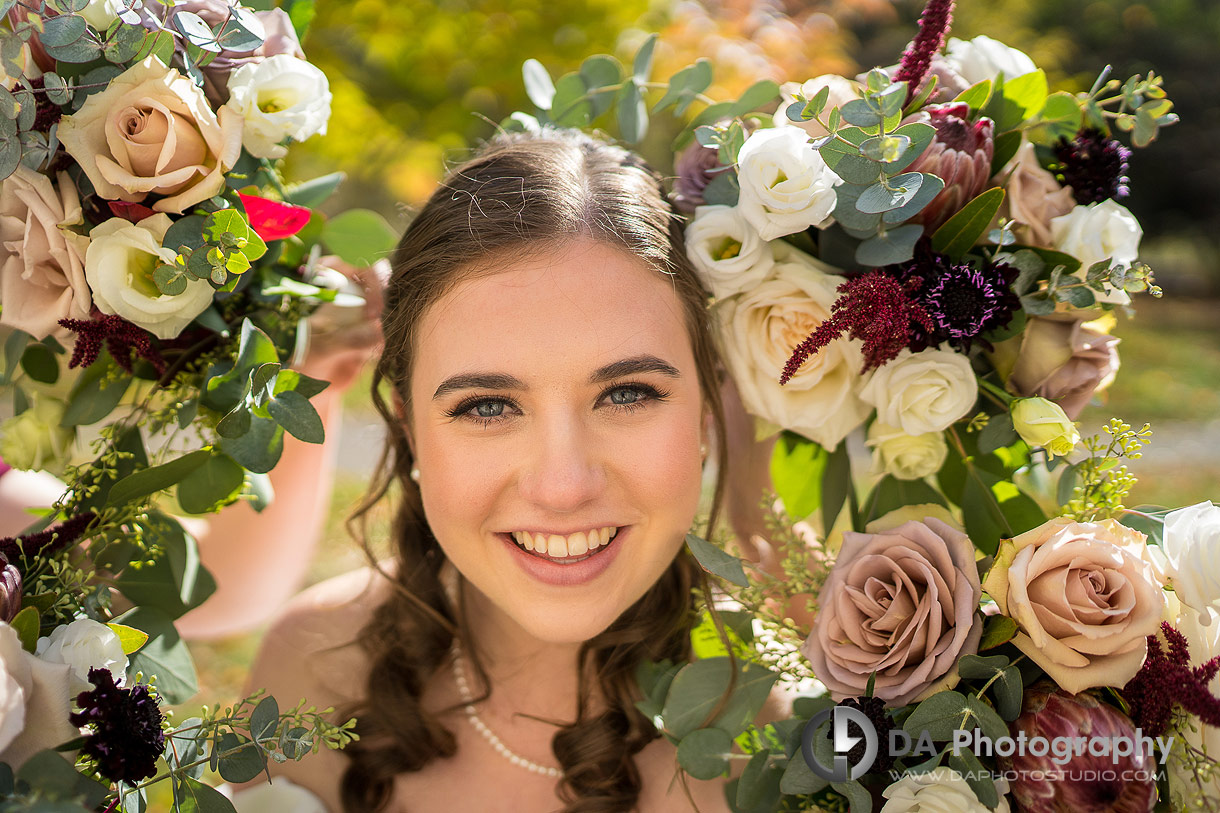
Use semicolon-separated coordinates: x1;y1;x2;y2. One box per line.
174;775;238;813
282;0;315;40
996;69;1048;130
16;750;109;808
579;54;621;117
831;183;882;234
881;173;944;225
105;622;150;655
40;13;87;46
961;472;1007;556
654;59;711;114
701;171;739;207
10;606;39;652
115;606;199;704
321;208;397;266
164;214;207;254
977;413;1017;454
266;389;324;443
616;80;647;144
855;223;922;266
551;71;591;127
820;439;852;534
903;690;971;740
930;188;1005;259
830;779;874;813
133;28;176;65
219;414;284;474
1120;507;1165;547
779;747;829;794
284;171;344;208
250;695;280;743
1;329;30;385
1034;91;1083;142
729;79;780;116
177;452;245;514
154;263;189;296
862;475;947;526
216;732;266;783
978;614;1018;651
115;516;216;621
632;33;658;82
662;657;778;739
770;432;828;520
856;172;924;214
735;750;781;810
840;98;881;128
677;728;734;780
19;342;58;384
79;426;147;513
953;79;993;113
948;749;998;808
106;449;211;507
685;533;748;587
991;130;1023;176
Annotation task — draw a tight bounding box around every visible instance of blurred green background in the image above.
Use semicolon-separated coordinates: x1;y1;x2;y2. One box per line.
180;0;1220;750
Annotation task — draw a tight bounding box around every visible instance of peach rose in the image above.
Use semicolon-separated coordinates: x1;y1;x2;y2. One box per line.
996;141;1076;248
983;517;1167;694
57;56;242;214
802;517;982;707
1008;315;1119;419
0;166;91;339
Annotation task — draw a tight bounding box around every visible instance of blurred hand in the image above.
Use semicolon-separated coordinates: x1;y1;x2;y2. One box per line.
298;256;388;392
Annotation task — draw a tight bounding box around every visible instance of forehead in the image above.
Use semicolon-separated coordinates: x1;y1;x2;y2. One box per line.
412;240;694;390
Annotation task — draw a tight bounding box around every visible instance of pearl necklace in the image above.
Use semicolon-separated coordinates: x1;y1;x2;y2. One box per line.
450;640;564;779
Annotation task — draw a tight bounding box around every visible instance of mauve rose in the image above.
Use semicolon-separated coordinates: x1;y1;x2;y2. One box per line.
996;140;1076;248
1008;315;1119;419
983;517;1167;694
672;141;723;214
802;517;982;707
0;166;91;339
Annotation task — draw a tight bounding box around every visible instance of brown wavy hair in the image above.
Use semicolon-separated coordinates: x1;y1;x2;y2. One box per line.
340;128;733;812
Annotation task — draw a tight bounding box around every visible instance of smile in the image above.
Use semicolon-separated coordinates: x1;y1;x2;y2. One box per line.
497;526;628;587
509;526;619;561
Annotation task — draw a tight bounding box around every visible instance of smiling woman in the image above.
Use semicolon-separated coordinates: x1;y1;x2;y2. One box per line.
238;129;744;812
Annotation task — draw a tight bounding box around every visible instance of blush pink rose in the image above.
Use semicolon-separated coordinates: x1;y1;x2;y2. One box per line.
983;517;1167;694
1008;315;1120;419
995;141;1076;248
802;517;982;707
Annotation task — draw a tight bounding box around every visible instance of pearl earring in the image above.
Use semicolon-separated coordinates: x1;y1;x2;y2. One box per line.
410;466;421;483
699;443;708;460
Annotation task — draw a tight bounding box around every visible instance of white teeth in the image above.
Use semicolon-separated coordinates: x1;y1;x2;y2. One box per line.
510;526;619;559
568;532;588;556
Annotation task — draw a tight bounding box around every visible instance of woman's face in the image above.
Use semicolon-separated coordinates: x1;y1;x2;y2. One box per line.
407;238;707;644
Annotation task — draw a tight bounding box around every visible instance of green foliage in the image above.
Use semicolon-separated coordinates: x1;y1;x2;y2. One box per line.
685;533;748;587
1060;418;1152;520
320;208;397;266
660;657;778;740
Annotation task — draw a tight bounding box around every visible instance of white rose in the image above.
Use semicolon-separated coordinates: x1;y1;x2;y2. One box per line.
711;247;869;450
866;422;948;481
684;205;773;299
1049;200;1143;305
944;35;1037;84
881;767;1011;813
79;0;125;30
34;618;127;697
85;214;214;340
1162;501;1220;625
860;347;978;436
1169;608;1220;806
773;74;861;139
735;126;838;240
225;54;332;159
0;622;75;771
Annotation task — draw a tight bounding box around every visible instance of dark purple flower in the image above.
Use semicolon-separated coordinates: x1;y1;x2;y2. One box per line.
892;246;1020;352
1121;621;1220;737
905;102;995;231
70;667;166;784
0;552;21;623
830;696;898;775
1053;127;1132;204
1004;683;1157;813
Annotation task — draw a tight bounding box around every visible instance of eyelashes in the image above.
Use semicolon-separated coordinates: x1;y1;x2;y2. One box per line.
445;381;671;428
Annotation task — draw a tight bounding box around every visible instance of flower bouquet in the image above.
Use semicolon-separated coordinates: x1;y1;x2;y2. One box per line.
510;0;1218;810
0;0;396;808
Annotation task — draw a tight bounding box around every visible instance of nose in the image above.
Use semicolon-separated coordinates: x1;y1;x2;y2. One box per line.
515;414;607;513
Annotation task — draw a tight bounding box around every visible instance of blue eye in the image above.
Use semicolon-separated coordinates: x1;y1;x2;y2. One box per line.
448;382;669;428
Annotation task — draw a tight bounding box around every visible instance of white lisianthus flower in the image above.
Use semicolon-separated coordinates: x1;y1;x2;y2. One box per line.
1162;501;1220;625
226;778;329;813
859;347;978;436
0;623;75;771
0;398;75;474
684;205;773;299
1049;199;1143;305
734;126;838;240
78;0;125;30
773;74;861;139
866;422;948;481
225;54;332;159
85;214;214;340
881;767;1011;812
711;246;869;450
35;618;128;697
944;34;1037;84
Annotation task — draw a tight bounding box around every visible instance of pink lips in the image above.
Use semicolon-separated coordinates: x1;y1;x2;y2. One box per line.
499;527;626;587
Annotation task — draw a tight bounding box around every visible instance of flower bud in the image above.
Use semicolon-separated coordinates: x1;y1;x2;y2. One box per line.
1010;397;1080;458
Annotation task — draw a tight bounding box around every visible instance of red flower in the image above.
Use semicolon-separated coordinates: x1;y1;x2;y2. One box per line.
107;201;158;223
238;193;312;241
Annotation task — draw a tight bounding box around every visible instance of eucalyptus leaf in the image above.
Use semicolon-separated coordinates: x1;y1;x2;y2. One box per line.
881;173;943;224
177;452;245;514
175;776;238;813
116;606;199;703
840;98;882;128
855;223;922;266
632;33;657;82
616;80;647;144
267;389;324;443
107;450;211;507
855;172;924;214
40;13;87;47
977;412;1017;454
522;58;555;110
820;437;852;533
948;749;998;808
321;208;397;266
219;414;284;474
662;657;777;740
685;533;748;587
676;728;733;780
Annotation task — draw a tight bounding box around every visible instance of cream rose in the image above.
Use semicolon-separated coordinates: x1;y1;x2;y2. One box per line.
79;0;126;30
983;517;1167;694
711;247;869;450
35;618;127;697
1007;316;1119;420
0;622;76;771
57;56;242;214
1161;501;1220;625
224;54;332;159
0;166;91;339
1049;200;1142;305
881;767;1011;813
773;74;861;139
803;517;983;706
1010;396;1079;458
997;141;1075;248
85;214;214;340
944;35;1038;83
684;205;773;299
866;422;948;481
859;347;978;436
0;398;75;474
735;126;838;240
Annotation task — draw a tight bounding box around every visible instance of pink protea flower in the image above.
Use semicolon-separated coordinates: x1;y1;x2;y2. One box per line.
906;102;995;231
1003;683;1158;813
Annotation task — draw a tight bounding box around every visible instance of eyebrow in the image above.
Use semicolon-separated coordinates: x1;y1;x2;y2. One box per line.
432;354;682;400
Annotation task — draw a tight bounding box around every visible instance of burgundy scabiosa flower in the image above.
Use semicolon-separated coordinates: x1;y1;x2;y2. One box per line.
1121;621;1220;737
906;102;995;231
894;246;1020;351
1053;127;1132;204
70;667;166;784
830;696;899;775
1004;682;1158;813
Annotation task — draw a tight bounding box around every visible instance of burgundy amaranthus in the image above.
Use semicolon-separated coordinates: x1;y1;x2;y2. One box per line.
0;510;96;566
1121;621;1220;737
70;667;166;784
58;313;166;375
780;271;933;384
893;0;956;103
